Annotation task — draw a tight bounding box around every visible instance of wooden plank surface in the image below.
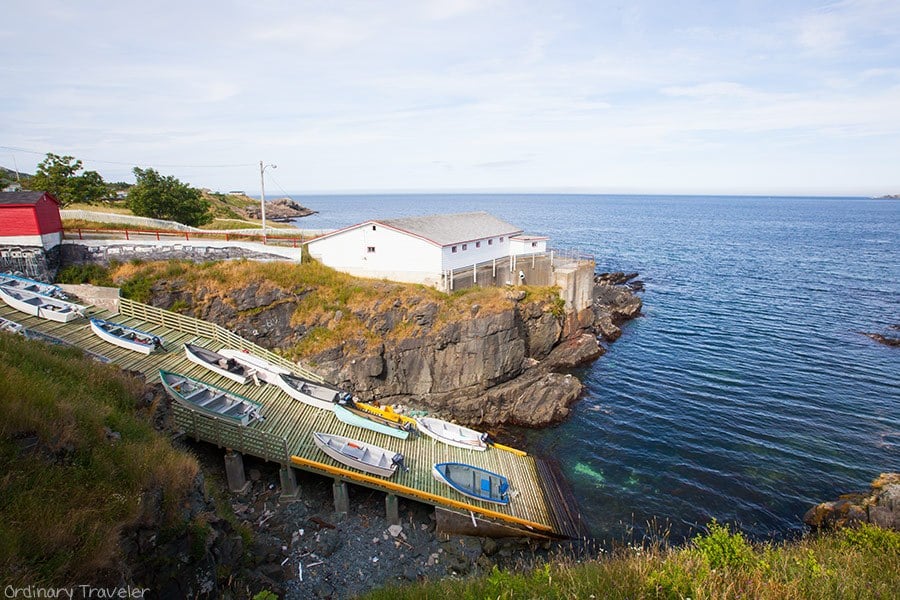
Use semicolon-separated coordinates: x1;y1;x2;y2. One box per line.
0;298;574;536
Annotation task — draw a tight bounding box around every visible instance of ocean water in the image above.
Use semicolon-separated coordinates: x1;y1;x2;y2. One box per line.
291;194;900;541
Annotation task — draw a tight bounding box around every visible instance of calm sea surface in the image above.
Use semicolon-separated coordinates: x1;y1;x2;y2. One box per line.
289;194;899;542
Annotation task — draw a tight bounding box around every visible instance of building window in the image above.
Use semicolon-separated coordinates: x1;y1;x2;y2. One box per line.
462;244;467;251
488;239;493;245
475;241;481;248
531;242;537;247
367;246;376;253
372;225;377;231
499;237;504;242
451;245;457;253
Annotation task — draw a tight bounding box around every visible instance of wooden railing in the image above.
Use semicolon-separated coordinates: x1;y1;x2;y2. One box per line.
174;404;290;464
118;297;322;381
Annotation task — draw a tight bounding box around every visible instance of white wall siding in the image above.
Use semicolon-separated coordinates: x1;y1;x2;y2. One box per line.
441;236;511;271
510;238;547;255
308;224;442;283
0;232;61;249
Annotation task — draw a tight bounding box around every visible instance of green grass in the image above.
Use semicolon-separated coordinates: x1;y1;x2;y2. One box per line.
362;522;900;599
0;333;200;585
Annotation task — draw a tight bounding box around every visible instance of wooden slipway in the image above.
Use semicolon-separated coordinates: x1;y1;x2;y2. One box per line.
0;296;585;539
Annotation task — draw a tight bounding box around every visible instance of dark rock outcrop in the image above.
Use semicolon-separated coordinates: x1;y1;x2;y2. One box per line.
144;274;642;428
860;330;900;347
244;198;316;221
803;473;900;531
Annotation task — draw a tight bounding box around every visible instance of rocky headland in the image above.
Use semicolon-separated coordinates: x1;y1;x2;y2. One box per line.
243;197;317;221
860;324;900;347
138;262;642;428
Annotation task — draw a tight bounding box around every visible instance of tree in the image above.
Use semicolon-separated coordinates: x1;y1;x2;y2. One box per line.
25;153;109;206
127;167;212;227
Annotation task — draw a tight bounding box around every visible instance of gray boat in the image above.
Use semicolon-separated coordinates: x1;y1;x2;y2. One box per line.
159;370;263;426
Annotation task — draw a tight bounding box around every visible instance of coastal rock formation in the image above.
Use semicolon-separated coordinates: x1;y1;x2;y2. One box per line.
860;326;900;347
803;473;900;531
243;197;317;221
143;272;641;428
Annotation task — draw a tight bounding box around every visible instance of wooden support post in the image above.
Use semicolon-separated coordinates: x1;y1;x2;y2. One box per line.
385;493;400;525
224;450;249;493
333;478;349;515
279;465;300;502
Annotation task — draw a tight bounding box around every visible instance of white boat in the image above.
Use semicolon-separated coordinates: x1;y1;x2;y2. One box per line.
90;317;165;354
312;432;405;478
218;349;291;384
160;370;263;426
432;462;510;505
274;373;343;411
0;315;24;334
0;273;68;299
0;285;85;323
415;416;489;451
183;342;253;384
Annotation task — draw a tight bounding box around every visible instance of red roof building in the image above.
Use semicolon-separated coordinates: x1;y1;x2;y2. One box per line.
0;191;63;249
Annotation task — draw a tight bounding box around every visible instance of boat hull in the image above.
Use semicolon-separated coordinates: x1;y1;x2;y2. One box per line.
0;316;24;334
432;462;510;505
312;432;401;478
416;416;487;451
159;370;262;426
219;349;290;384
90;318;160;354
0;274;67;299
184;343;250;384
0;285;84;323
275;373;340;411
333;403;410;440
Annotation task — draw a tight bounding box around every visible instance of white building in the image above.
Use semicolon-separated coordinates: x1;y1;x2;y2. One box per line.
306;211;548;287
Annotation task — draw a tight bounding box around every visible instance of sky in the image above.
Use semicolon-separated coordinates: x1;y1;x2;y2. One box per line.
2;0;899;196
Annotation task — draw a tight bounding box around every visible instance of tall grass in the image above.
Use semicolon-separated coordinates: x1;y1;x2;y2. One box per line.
363;522;900;599
0;333;199;585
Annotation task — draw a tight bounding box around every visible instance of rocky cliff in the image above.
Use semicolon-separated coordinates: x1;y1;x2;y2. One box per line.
133;261;641;427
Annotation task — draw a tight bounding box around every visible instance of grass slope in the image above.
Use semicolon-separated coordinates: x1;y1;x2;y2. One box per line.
0;332;199;585
363;521;899;599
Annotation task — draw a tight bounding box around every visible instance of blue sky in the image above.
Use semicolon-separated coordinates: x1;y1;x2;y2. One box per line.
2;0;899;195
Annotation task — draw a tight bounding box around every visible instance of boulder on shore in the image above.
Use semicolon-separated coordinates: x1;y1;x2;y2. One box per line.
803;472;900;531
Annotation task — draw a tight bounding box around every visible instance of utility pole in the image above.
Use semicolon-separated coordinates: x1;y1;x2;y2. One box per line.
259;160;276;244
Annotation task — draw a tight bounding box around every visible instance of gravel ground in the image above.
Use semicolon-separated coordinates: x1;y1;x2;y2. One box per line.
187;441;549;599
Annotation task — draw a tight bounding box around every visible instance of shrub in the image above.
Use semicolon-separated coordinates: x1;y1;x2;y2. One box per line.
693;520;755;570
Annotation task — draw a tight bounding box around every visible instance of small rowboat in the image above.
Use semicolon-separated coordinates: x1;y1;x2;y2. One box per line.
0;273;68;299
274;373;342;411
218;349;291;384
415;416;489;451
333;400;412;440
90;318;165;354
0;285;85;323
159;370;263;426
184;343;254;384
432;462;510;505
312;432;405;478
0;315;24;334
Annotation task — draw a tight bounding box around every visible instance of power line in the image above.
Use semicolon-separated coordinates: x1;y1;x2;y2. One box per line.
0;145;256;169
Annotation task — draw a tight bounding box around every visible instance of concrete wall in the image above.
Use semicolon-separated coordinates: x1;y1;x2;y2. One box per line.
553;259;595;311
61;240;302;265
447;253;555;291
0;245;60;281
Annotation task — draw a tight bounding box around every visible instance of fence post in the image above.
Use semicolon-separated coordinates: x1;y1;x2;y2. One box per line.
473;263;477;283
124;229;129;240
78;228;83;240
185;232;190;241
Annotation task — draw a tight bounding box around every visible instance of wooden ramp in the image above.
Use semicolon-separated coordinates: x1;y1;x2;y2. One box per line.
0;296;581;538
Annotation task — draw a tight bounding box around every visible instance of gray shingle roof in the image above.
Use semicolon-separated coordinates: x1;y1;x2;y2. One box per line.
0;191;49;205
377;211;522;246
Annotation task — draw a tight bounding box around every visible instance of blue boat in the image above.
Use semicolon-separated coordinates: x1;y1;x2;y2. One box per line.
432;462;511;505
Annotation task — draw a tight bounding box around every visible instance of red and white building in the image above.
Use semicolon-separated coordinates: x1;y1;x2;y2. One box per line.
0;191;64;249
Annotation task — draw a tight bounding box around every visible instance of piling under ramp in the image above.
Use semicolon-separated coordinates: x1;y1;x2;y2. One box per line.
0;296;584;539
